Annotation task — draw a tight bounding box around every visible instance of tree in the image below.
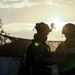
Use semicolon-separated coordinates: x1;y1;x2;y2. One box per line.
0;19;10;45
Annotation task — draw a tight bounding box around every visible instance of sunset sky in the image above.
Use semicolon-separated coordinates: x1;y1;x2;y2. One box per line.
0;0;75;41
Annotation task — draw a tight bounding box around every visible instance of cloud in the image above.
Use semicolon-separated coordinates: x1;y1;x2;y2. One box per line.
10;29;34;39
0;0;75;9
3;23;35;32
2;22;36;39
44;0;75;7
0;0;38;9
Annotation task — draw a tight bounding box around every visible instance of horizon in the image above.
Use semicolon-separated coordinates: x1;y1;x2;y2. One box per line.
2;21;74;41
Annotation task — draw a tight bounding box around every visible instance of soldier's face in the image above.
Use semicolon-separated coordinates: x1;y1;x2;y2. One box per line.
66;34;75;42
43;36;47;41
42;33;49;41
38;31;49;41
71;34;75;42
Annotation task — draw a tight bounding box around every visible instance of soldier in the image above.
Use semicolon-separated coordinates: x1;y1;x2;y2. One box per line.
24;22;56;75
54;23;75;75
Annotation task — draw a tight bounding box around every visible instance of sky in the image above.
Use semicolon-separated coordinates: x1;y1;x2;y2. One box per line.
0;0;75;41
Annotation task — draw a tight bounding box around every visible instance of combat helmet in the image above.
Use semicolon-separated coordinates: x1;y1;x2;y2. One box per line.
62;23;75;35
35;22;52;33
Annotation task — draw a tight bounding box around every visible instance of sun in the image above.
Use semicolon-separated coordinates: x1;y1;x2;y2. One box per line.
47;16;64;31
52;16;64;31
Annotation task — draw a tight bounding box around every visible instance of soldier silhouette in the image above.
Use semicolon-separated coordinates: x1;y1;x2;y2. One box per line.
24;22;57;75
54;23;75;75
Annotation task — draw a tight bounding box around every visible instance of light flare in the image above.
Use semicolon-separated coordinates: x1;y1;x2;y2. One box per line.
53;16;64;31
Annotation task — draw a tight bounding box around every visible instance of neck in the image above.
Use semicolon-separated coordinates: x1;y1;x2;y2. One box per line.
33;34;47;42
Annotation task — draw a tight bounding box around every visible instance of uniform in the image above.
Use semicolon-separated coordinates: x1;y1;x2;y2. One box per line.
25;39;56;75
54;23;75;75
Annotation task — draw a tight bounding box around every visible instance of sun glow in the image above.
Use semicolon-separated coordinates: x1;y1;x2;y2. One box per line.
52;16;64;31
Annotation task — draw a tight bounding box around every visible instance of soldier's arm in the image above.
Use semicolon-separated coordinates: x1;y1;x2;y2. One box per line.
32;42;56;65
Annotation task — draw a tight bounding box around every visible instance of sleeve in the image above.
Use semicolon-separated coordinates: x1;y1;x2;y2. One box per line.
54;43;65;64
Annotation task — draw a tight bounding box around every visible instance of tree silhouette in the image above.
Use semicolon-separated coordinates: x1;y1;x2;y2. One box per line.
0;19;10;45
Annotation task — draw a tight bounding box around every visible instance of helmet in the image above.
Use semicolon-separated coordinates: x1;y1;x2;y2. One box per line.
62;23;75;35
35;22;52;33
